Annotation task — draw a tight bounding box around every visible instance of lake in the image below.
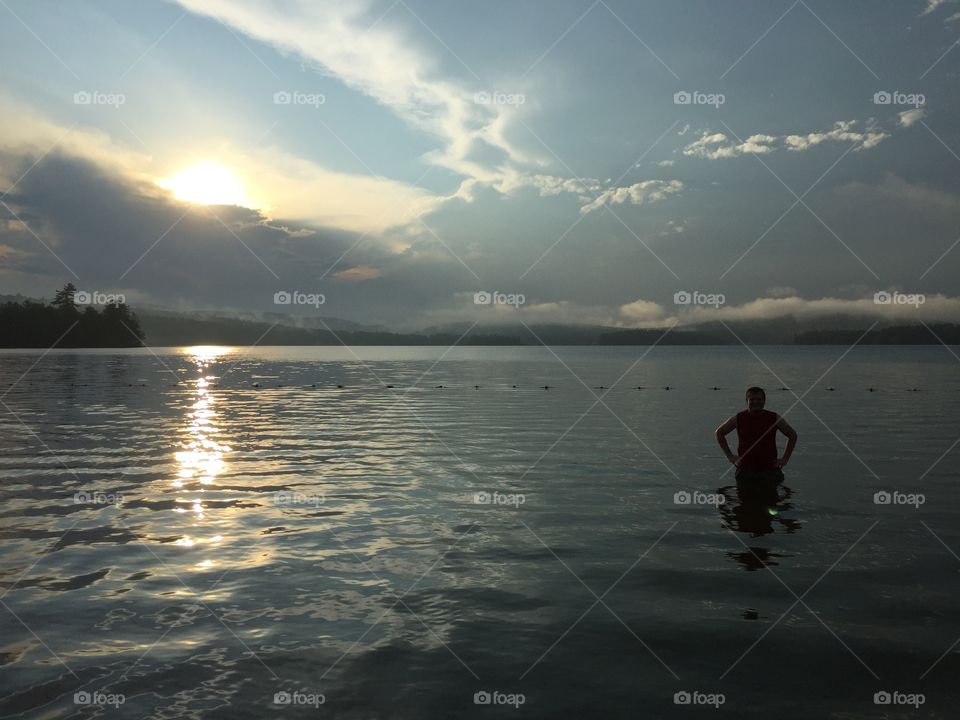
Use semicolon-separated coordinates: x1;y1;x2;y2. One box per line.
0;345;957;718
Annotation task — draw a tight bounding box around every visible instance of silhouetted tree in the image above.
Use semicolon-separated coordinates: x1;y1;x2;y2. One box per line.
0;284;146;348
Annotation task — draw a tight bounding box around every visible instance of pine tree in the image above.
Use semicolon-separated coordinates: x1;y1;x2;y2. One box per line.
51;283;78;315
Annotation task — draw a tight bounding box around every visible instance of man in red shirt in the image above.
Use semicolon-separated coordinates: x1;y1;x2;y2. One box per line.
715;386;798;486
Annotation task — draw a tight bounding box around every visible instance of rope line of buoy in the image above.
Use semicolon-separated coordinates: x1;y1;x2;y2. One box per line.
5;382;925;392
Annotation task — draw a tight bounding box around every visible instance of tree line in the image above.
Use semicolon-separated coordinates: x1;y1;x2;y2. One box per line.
0;283;145;348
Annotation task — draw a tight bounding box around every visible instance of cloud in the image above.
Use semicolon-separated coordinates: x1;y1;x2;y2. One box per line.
432;291;960;330
618;298;667;322
920;0;950;16
172;0;543;199
0;146;402;311
682;132;776;160
680;294;960;324
897;109;926;128
332;265;384;281
835;173;960;215
683;121;888;160
0;98;448;236
616;293;960;328
784;121;887;152
221;143;449;234
0;97;152;190
422;296;626;328
579;180;684;214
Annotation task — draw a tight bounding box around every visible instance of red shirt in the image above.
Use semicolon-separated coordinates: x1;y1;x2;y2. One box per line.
736;409;779;470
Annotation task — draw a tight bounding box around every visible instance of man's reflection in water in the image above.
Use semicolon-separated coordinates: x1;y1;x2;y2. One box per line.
717;483;801;571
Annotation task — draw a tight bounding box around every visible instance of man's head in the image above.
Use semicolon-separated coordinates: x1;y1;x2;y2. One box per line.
745;386;766;413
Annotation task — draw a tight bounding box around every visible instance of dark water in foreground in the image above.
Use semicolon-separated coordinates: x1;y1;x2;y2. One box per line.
0;345;958;719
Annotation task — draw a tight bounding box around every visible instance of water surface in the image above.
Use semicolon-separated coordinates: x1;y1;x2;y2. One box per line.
0;345;957;718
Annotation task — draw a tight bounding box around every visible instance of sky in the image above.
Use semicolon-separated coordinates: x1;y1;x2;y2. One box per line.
1;0;960;331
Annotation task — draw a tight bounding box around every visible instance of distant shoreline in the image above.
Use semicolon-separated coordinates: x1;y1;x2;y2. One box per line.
1;340;957;350
5;290;960;348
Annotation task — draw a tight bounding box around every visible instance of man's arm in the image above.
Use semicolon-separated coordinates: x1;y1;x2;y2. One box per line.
714;415;739;465
774;415;798;468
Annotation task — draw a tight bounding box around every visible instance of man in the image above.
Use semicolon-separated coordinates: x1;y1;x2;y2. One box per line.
715;386;798;487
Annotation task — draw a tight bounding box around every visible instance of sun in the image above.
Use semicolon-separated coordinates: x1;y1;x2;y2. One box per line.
161;162;250;206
